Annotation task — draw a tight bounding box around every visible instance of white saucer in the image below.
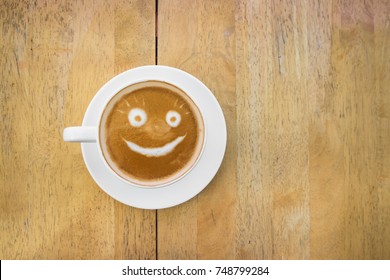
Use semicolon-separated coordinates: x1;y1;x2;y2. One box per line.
81;66;227;209
81;65;227;209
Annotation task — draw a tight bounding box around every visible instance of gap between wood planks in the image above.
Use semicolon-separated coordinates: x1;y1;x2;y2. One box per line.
155;0;158;66
155;0;159;260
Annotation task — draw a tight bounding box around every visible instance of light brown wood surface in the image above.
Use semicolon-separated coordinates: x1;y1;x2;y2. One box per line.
1;0;389;259
0;0;156;259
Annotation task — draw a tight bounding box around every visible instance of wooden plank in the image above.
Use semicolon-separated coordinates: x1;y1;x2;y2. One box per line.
308;0;390;259
111;0;156;260
157;0;236;259
374;0;390;260
0;0;156;259
235;0;310;259
306;0;345;259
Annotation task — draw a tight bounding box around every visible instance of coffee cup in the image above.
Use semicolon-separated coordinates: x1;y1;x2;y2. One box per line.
63;67;206;188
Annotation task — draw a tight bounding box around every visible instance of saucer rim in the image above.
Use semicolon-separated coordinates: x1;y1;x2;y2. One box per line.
80;65;227;209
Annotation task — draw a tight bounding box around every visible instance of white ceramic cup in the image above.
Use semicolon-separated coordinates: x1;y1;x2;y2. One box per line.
63;66;207;188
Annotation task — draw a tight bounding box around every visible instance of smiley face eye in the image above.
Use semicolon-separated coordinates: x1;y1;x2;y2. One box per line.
166;110;181;127
128;108;147;127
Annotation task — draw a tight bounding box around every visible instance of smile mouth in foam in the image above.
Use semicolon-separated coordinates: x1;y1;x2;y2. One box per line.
124;135;186;157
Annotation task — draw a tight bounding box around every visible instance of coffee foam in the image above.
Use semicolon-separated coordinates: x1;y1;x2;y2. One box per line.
99;81;204;186
124;134;186;157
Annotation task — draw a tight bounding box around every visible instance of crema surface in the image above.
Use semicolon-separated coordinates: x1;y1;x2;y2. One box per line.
99;81;204;186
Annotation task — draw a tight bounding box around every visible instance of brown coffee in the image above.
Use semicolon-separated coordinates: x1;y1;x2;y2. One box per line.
99;81;204;186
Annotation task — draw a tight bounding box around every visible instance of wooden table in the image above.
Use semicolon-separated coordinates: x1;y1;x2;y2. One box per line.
1;0;389;260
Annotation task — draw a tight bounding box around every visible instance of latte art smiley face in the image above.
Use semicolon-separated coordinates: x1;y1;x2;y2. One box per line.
99;81;204;186
124;108;186;157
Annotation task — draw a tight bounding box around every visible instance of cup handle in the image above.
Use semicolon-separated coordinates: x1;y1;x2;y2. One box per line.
63;126;97;143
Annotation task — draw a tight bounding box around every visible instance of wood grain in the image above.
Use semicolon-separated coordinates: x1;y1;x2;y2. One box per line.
235;0;311;259
308;0;390;259
0;0;156;259
1;0;389;260
157;0;236;259
157;0;390;259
